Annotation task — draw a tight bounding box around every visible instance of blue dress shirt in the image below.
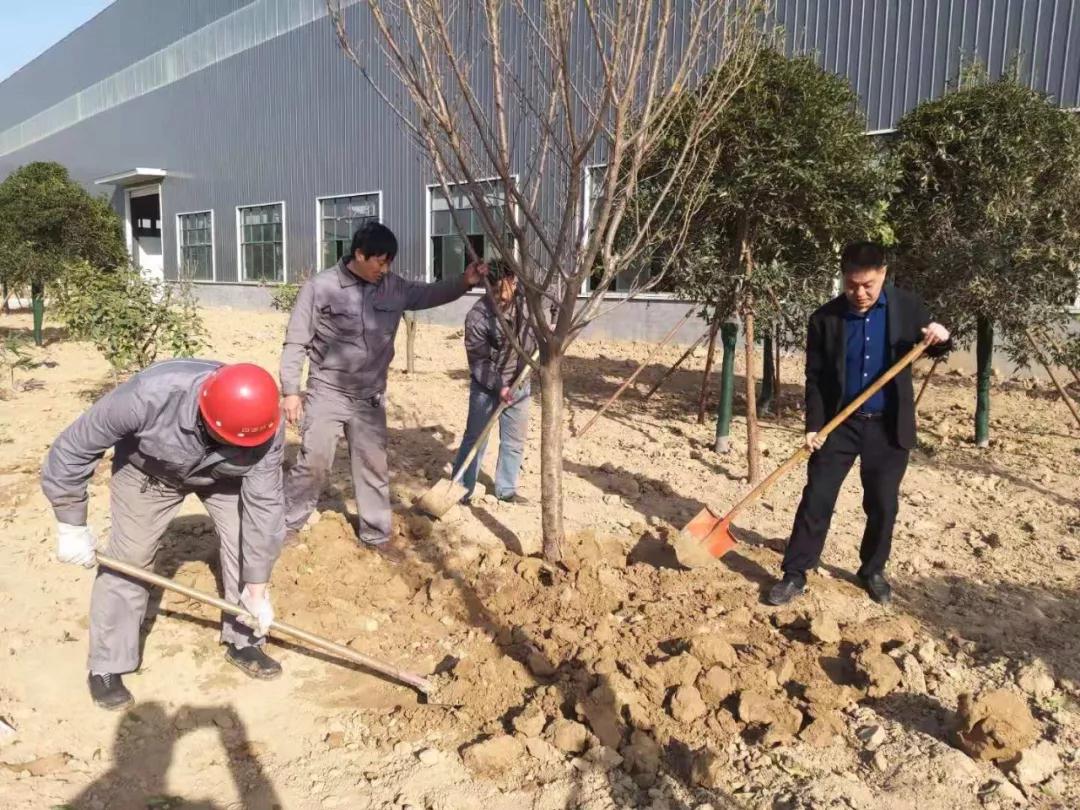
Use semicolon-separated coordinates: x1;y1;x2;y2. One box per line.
843;289;890;413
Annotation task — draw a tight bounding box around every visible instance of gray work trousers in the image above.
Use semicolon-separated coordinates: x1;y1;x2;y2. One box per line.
88;463;261;674
284;384;390;545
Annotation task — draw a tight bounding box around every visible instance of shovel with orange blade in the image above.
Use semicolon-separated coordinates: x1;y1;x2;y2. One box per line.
671;340;931;568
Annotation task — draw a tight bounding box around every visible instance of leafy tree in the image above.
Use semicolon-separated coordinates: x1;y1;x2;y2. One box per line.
889;70;1080;447
0;162;127;345
53;261;206;377
644;49;891;482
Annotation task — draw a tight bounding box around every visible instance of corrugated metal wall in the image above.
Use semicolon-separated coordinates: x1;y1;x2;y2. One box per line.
771;0;1080;131
0;1;1078;288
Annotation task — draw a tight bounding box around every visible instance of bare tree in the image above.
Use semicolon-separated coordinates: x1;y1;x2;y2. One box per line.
329;0;765;562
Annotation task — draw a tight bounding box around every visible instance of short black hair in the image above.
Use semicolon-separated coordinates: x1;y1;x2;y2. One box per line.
840;241;887;274
487;258;515;283
350;221;398;261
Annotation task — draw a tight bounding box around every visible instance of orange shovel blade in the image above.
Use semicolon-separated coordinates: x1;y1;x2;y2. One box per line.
673;507;737;567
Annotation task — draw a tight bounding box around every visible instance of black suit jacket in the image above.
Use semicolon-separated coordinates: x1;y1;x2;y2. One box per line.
804;286;951;450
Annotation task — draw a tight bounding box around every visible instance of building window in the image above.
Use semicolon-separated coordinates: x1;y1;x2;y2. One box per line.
238;203;284;283
429;180;513;281
318;193;380;269
177;211;214;281
583;164;674;295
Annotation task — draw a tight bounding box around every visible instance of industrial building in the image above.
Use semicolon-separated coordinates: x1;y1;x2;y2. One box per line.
1;0;1077;340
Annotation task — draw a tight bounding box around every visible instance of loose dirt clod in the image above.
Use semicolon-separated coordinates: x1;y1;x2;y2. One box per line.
548;719;590;754
697;666;735;706
462;735;525;777
669;685;708;724
687;635;738;668
855;648;903;698
690;748;729;789
1009;740;1063;786
953;690;1038;761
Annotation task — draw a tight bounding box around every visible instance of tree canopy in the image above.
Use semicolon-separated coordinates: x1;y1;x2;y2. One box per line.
889;70;1080;445
0;161;128;291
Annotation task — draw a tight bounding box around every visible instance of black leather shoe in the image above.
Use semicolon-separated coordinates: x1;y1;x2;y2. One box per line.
767;576;806;606
225;644;282;680
858;571;892;605
88;673;134;710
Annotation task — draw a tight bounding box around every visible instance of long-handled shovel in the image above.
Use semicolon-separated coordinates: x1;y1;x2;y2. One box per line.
672;340;931;568
415;353;537;519
97;553;433;694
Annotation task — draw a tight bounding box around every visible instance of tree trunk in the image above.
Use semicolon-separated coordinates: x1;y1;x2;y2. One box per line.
975;316;993;449
714;321;738;454
758;332;775;416
696;312;722;423
539;347;564;563
31;280;45;347
1;281;8;314
743;305;761;484
404;312;417;374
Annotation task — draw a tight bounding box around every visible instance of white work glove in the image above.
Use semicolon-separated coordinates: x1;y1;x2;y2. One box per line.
237;585;274;638
56;522;97;568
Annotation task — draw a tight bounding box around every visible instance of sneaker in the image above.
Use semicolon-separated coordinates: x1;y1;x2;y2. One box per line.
496;493;530;505
88;673;134;711
225;644;282;680
766;575;806;606
858;571;892;605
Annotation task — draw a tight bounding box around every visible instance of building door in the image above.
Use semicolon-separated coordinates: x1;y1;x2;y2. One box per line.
127;185;163;282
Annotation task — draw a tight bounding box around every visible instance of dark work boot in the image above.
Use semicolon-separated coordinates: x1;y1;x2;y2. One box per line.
497;493;530;505
88;673;134;711
767;574;806;606
225;644;282;680
858;571;892;605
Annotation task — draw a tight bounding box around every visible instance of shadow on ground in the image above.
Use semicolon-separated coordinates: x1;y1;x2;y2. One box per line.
66;702;281;809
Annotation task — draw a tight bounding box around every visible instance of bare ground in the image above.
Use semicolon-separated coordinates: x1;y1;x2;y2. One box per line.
0;307;1077;810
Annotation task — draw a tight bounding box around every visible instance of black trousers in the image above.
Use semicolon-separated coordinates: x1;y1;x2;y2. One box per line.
781;416;909;584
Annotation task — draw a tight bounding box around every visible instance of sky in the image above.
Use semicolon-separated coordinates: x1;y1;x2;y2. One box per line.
0;0;113;81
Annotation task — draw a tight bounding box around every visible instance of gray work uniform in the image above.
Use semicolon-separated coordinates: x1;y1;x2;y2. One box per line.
280;260;469;543
41;359;286;674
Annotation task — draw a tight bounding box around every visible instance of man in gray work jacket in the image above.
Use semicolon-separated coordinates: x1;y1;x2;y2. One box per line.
281;222;487;559
450;259;536;504
41;360;286;710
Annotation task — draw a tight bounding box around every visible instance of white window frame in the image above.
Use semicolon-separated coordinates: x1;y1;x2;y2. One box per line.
235;200;287;284
175;209;216;283
314;190;383;270
424;175;519;283
579;163;678;300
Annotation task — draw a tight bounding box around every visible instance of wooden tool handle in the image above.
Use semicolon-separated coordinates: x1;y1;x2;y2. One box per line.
451;350;539;483
724;340;929;523
575;308;695;437
1026;330;1080;430
97;553;433;694
915;357;941;409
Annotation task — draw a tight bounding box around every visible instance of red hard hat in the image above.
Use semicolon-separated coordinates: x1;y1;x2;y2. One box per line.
198;363;281;447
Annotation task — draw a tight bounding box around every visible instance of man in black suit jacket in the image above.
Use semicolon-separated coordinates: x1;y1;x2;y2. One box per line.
768;242;951;606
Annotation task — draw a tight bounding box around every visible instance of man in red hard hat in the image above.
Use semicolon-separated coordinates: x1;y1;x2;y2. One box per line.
41;359;286;710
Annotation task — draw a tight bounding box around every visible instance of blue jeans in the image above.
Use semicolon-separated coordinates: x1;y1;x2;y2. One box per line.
451;380;531;499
